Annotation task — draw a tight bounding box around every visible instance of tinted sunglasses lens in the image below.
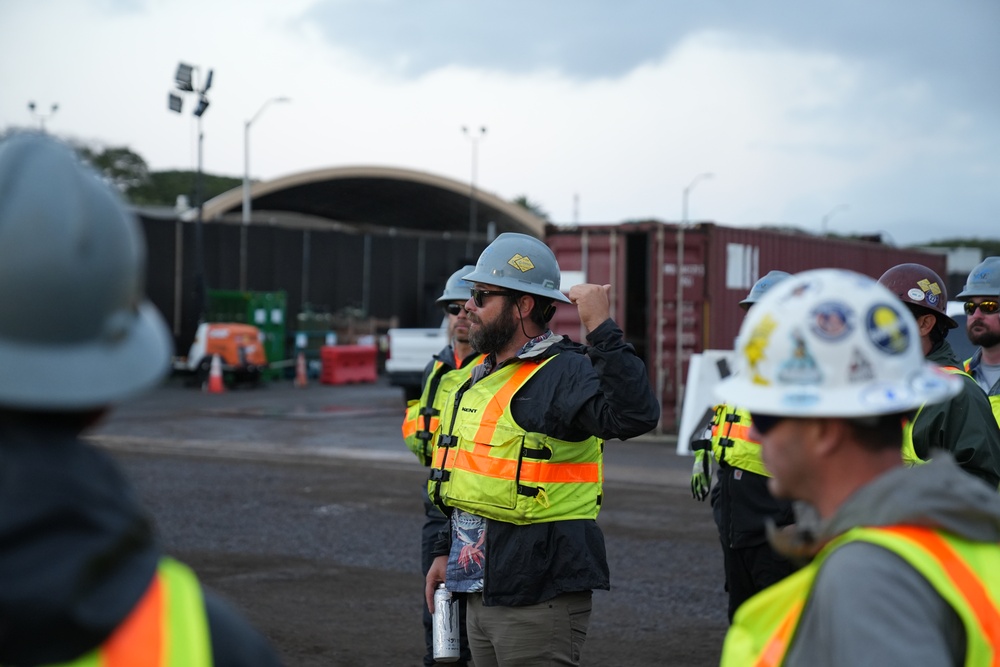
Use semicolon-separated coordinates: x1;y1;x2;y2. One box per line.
444;303;462;316
966;301;1000;315
751;414;783;435
472;289;484;307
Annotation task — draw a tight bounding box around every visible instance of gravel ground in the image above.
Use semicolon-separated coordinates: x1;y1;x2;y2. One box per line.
92;378;730;666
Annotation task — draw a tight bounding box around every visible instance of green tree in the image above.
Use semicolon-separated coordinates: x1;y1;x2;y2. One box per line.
128;171;242;207
512;195;549;220
75;144;150;193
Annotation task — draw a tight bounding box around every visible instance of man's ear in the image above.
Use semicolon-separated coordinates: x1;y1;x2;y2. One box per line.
518;294;536;318
812;418;849;458
917;313;937;337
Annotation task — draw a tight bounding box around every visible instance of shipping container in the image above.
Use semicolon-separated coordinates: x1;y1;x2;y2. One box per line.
546;222;948;431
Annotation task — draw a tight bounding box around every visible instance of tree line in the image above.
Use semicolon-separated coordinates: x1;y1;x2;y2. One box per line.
3;129;995;255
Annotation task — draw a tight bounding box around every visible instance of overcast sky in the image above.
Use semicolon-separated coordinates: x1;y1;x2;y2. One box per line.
1;0;997;246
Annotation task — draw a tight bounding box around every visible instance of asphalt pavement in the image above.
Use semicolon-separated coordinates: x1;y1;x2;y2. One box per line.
87;374;728;666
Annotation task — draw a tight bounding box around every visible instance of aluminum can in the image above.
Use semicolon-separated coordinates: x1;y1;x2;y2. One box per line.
432;583;460;662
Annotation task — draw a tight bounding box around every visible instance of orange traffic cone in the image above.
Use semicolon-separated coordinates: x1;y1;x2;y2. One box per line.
294;351;308;388
205;354;225;394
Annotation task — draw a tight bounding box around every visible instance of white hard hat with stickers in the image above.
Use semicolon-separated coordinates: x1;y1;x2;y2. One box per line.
715;268;961;418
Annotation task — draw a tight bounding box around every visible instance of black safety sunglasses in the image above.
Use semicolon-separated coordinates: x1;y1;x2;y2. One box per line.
443;303;467;316
965;300;1000;316
751;413;785;435
470;288;516;308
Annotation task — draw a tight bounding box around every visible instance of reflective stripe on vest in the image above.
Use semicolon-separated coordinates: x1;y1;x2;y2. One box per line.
710;405;770;477
901;366;975;466
429;356;604;525
721;525;1000;667
402;357;485;466
53;558;212;667
402;360;446;465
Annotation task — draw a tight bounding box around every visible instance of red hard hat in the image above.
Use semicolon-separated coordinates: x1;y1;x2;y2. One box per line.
877;263;957;329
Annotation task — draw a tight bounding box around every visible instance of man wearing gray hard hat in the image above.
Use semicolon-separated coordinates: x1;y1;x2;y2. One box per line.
424;233;660;666
957;256;1000;426
0;133;279;665
403;264;482;666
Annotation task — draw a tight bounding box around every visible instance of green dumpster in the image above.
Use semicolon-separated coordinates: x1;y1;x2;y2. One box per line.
206;290;287;380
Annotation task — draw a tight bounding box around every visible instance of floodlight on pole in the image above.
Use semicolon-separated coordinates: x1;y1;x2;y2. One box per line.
241;96;290;291
671;171;713;430
167;61;213;320
462;125;487;258
27;101;59;132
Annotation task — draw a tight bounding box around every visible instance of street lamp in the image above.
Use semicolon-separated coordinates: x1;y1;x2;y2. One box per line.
27;101;59;132
462;125;487;258
168;61;213;321
242;96;290;291
672;172;713;430
821;204;850;236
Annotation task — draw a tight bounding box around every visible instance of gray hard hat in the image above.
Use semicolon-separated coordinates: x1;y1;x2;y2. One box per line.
462;233;571;303
436;265;476;303
738;270;791;310
956;257;1000;299
0;132;173;410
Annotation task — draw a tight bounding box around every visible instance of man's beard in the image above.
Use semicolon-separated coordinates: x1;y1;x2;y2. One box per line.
470;304;519;355
968;324;1000;349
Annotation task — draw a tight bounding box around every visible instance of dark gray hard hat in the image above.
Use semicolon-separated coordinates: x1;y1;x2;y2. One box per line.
462;233;571;303
0;133;173;410
436;265;476;303
957;257;1000;299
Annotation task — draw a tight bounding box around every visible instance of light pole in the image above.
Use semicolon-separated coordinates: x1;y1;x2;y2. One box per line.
672;172;713;430
27;101;59;132
462;125;487;258
168;62;213;321
821;204;850;236
242;96;290;291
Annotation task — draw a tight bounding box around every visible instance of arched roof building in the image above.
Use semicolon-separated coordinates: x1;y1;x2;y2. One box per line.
139;164;546;353
199;165;545;239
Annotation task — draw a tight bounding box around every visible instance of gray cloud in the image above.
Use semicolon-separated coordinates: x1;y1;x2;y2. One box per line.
303;0;999;110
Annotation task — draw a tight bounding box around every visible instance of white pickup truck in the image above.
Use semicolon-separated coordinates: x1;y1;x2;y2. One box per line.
384;326;448;400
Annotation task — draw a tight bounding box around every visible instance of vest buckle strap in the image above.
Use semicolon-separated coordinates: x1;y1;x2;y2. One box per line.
429;469;451;482
420;407;440;417
725;413;741;424
521;447;552;460
517;484;539;497
416;430;432;442
439;434;457;448
718;437;734;448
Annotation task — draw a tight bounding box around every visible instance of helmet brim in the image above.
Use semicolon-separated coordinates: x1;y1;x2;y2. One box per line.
461;268;572;303
0;302;173;410
714;362;961;419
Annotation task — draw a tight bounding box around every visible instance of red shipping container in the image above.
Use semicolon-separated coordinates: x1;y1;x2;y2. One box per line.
546;222;948;431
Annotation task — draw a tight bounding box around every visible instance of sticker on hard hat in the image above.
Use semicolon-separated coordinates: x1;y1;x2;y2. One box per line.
507;254;535;272
859;383;914;409
809;302;853;340
848;349;875;383
909;370;953;395
907;288;926;301
915;279;942;307
780;392;820;408
777;331;822;385
866;304;910;355
744;314;778;385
